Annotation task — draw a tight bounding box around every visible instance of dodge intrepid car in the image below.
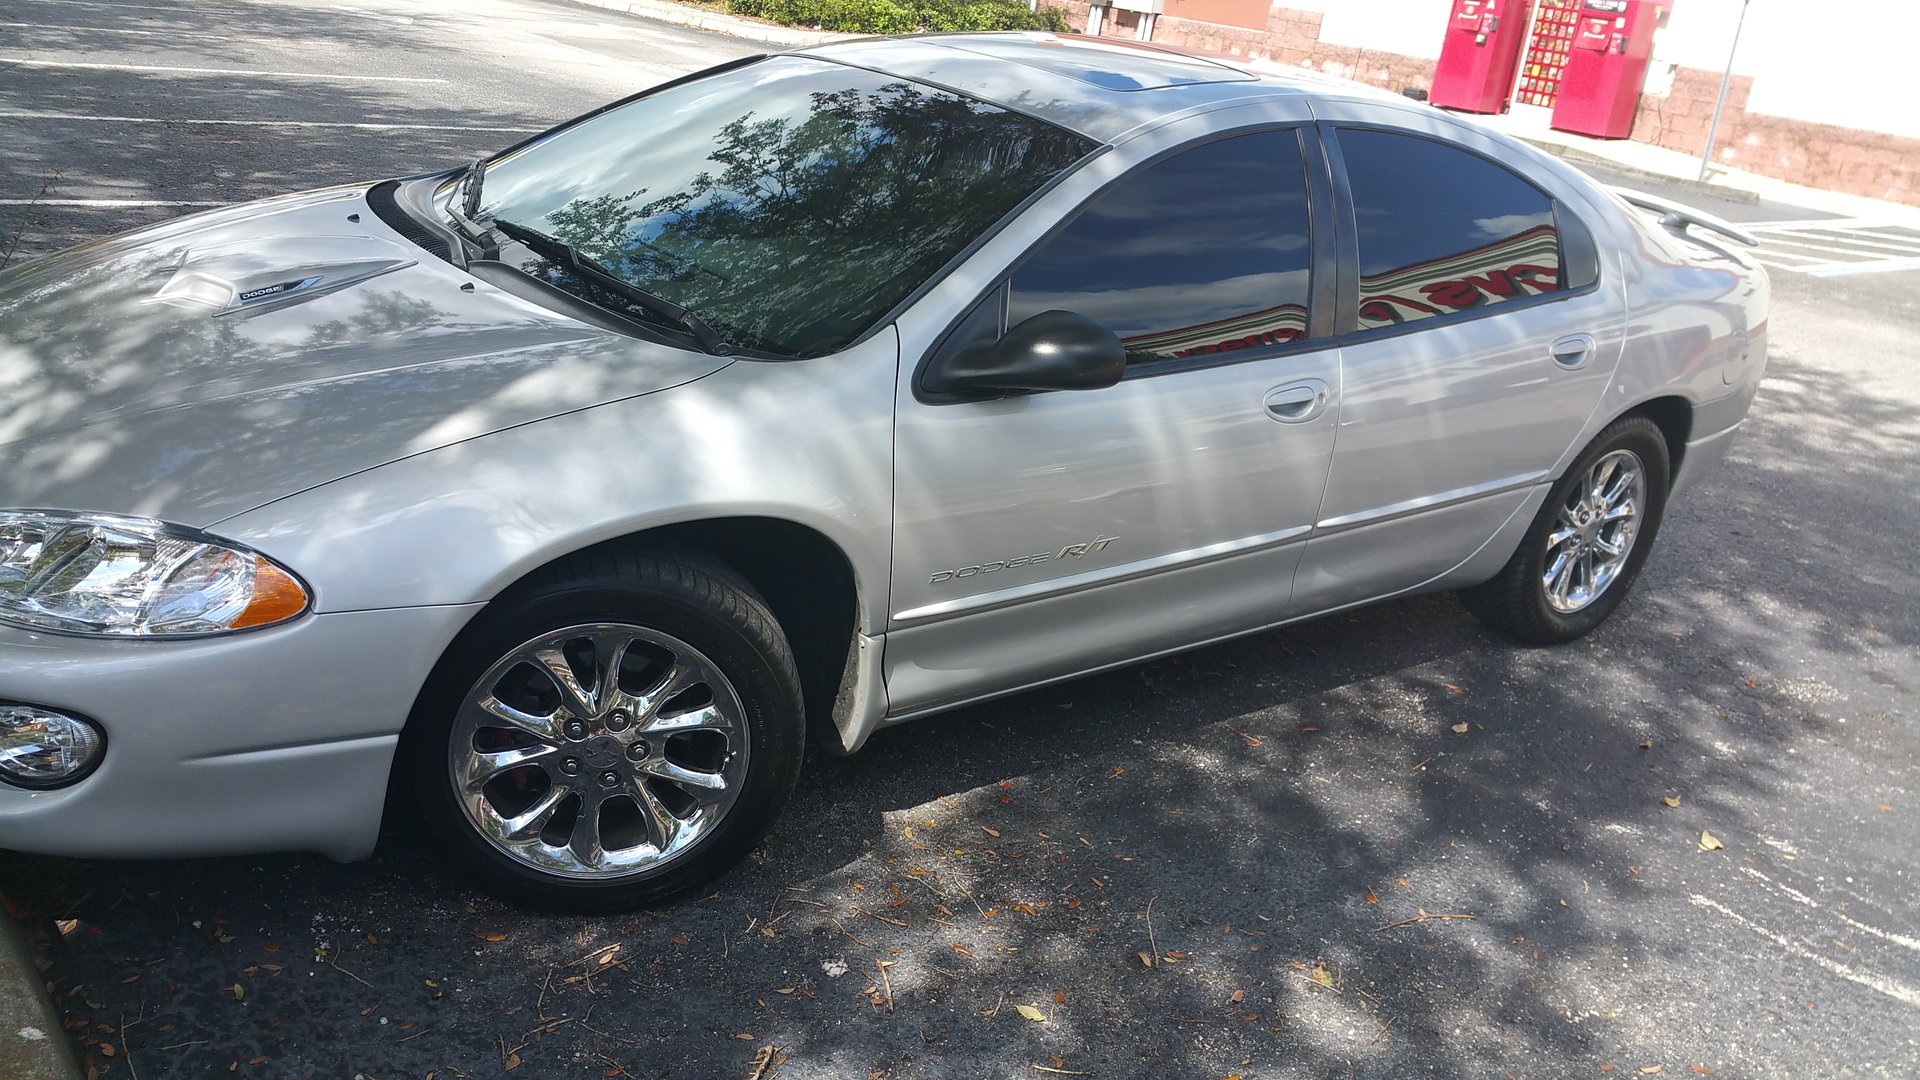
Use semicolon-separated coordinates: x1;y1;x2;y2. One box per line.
0;33;1767;909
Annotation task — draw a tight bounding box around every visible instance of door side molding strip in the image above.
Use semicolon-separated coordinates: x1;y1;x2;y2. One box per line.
1313;470;1548;535
891;523;1313;626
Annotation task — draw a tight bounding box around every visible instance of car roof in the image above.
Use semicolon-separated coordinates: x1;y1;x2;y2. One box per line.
798;32;1360;143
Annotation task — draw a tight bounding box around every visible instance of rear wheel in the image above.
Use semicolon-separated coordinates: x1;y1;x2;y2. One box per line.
403;549;803;911
1461;416;1671;644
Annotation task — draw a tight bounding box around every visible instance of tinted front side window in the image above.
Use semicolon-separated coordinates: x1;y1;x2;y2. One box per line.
1008;131;1312;363
477;57;1094;357
1337;128;1561;331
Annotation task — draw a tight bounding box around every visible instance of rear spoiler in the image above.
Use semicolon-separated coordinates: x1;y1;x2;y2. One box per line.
1611;187;1760;248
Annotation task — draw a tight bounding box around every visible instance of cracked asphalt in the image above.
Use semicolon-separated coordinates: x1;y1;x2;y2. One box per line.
2;0;1917;1077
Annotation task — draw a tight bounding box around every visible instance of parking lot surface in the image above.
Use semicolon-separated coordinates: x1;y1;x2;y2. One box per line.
2;1;1917;1077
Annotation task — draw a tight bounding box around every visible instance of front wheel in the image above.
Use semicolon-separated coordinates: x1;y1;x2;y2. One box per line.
401;549;804;911
1460;416;1671;644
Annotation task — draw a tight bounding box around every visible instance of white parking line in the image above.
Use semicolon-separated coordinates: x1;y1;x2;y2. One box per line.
1690;894;1920;1009
0;198;227;207
1808;256;1920;279
0;57;447;83
1748;219;1920;277
7;0;414;20
1759;232;1920;258
1741;866;1920;954
1742;217;1881;230
0;109;542;133
326;5;417;23
9;0;272;11
0;20;165;33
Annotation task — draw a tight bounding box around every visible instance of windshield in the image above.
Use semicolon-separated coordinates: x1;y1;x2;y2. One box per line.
472;56;1097;357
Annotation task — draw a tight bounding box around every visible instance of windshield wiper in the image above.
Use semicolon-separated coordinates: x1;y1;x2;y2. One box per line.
458;158;486;222
490;218;733;356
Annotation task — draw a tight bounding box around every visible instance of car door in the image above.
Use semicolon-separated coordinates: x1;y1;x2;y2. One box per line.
883;121;1342;717
1288;111;1627;614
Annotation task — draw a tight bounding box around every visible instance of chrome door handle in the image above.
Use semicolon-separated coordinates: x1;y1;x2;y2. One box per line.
1551;334;1596;369
1264;379;1331;423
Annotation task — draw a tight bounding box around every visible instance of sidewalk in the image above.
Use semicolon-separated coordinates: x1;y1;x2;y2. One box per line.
1468;106;1920;226
0;908;79;1080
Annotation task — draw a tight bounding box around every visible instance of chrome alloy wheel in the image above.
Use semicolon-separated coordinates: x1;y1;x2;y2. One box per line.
1542;449;1646;614
449;623;750;880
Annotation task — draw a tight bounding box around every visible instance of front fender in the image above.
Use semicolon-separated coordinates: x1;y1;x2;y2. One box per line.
214;328;900;636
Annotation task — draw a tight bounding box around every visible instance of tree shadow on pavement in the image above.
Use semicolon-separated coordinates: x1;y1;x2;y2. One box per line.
6;331;1917;1077
3;27;1918;1071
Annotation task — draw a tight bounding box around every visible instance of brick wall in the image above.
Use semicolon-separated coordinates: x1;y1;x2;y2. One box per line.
1149;12;1271;58
1632;67;1917;207
1050;0;1148;39
1042;2;1436;93
1040;3;1912;206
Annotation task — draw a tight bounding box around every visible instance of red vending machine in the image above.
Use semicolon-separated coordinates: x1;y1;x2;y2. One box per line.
1430;0;1532;114
1550;0;1662;137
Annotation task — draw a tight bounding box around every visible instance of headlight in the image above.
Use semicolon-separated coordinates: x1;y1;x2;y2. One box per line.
0;510;309;637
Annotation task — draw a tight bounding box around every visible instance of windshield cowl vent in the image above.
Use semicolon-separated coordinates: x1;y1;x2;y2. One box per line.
366;180;453;263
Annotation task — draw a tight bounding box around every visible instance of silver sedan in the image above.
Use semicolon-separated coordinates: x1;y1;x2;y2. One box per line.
0;33;1768;909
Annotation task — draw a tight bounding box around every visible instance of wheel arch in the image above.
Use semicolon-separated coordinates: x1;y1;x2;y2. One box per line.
1621;394;1693;482
610;517;863;751
401;515;869;768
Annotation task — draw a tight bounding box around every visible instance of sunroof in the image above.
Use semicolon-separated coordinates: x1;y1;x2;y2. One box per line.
938;34;1257;91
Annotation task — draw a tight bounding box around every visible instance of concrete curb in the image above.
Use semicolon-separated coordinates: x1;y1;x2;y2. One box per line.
0;908;81;1080
1516;137;1761;205
566;0;856;47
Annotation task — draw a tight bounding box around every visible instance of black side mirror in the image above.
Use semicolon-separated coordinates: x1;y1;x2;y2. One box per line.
923;310;1126;398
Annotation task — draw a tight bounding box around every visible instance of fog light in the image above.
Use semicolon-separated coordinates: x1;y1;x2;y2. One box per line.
0;704;105;789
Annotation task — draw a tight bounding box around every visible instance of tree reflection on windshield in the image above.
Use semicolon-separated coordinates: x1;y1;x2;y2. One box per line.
490;59;1093;357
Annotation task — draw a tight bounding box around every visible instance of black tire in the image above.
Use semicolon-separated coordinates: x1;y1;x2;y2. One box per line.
1460;416;1671;645
400;547;804;911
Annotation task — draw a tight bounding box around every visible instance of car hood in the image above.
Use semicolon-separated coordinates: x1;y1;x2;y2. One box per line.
0;184;730;526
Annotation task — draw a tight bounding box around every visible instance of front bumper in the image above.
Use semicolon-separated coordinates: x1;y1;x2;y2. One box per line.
0;603;479;862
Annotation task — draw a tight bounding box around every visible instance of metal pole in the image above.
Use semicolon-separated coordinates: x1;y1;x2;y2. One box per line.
1698;0;1751;182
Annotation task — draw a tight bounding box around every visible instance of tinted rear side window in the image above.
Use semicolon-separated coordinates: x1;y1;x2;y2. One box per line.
1336;128;1561;331
1008;130;1313;363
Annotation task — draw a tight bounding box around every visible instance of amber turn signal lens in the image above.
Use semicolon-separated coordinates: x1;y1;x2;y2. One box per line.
232;557;310;628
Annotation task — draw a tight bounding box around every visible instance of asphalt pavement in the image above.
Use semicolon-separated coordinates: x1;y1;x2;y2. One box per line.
2;1;1917;1077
